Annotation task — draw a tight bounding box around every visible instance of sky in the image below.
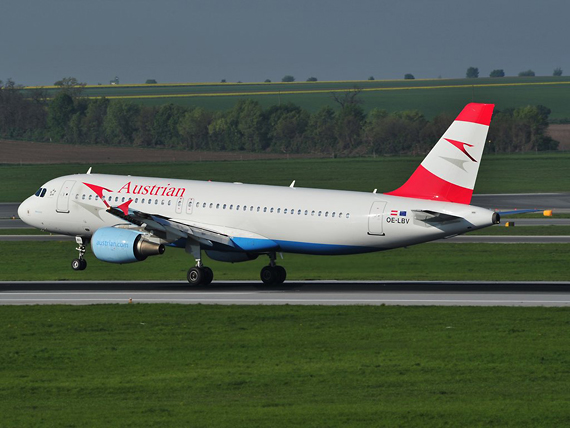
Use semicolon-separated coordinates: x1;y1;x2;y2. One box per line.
2;0;569;86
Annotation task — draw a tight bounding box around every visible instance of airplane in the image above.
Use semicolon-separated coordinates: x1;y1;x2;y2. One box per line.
18;103;499;286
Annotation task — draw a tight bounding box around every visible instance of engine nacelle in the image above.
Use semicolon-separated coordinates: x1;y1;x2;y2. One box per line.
91;227;165;264
205;250;258;263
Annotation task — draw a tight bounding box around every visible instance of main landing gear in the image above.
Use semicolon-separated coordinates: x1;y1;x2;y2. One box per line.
71;236;89;271
187;264;214;287
260;252;287;285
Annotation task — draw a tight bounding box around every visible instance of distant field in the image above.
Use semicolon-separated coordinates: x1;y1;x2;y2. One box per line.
21;76;570;119
2;152;570;202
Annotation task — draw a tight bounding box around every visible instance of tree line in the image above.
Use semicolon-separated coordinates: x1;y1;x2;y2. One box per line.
0;80;559;156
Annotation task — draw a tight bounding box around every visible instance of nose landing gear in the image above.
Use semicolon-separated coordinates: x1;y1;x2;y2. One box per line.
71;236;89;271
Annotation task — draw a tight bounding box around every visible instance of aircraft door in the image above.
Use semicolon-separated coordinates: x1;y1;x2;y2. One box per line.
56;180;76;213
368;201;387;235
175;197;183;214
186;198;194;215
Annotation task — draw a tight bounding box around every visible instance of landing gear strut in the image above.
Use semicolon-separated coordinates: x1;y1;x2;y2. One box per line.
260;252;286;285
185;241;213;286
71;236;89;271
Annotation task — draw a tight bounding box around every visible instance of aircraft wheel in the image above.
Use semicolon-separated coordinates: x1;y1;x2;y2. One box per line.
187;267;204;286
72;258;86;271
260;266;276;285
202;267;214;286
274;266;286;284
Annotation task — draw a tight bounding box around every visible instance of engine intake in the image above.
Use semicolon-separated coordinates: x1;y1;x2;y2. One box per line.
91;227;165;264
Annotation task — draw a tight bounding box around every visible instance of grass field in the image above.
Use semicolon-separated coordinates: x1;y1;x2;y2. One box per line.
2;152;570;203
1;241;569;281
21;76;570;119
2;305;570;427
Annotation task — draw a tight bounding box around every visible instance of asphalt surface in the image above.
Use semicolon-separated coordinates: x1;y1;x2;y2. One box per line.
2;281;570;306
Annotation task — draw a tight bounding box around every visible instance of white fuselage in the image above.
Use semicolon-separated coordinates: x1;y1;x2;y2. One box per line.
19;173;496;255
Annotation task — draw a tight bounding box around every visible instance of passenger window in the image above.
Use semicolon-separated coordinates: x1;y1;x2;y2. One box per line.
263;207;267;213
311;210;315;216
270;208;274;213
284;209;288;214
339;213;343;218
318;211;322;217
82;195;86;200
332;212;336;218
155;200;158;205
95;196;99;201
325;212;328;217
230;205;233;210
122;197;125;202
148;199;152;204
298;210;301;215
347;213;350;219
202;203;206;208
257;207;260;212
209;203;213;208
236;205;240;210
135;198;139;203
142;199;145;203
168;200;171;206
216;204;220;209
161;200;165;205
223;204;227;209
89;195;92;200
304;210;308;215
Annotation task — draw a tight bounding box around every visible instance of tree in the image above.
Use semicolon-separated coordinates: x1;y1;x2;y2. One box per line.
489;69;505;78
466;67;479;78
145;79;157;84
330;86;363;109
518;70;535;77
47;92;75;141
404;74;415;80
53;77;86;98
178;108;212;150
264;79;271;83
368;76;375;81
221;79;227;83
103;100;141;146
553;67;563;76
281;75;295;82
335;104;366;153
306;77;317;82
307;106;337;154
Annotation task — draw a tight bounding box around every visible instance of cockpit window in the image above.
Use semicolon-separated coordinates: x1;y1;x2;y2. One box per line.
35;188;42;197
40;188;47;197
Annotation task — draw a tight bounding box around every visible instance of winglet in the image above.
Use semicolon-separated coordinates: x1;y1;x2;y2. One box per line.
116;199;133;216
386;103;494;204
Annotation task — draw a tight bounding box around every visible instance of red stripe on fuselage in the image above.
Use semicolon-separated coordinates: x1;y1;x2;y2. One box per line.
455;103;494;126
386;165;472;204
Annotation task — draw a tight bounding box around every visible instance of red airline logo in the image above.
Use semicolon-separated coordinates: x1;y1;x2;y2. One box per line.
444;138;477;162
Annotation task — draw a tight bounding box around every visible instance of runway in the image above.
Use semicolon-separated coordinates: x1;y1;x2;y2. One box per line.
2;281;570;306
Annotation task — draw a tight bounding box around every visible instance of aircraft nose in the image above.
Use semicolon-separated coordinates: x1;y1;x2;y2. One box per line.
18;198;31;224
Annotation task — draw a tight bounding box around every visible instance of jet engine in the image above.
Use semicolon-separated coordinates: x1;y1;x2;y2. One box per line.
205;250;258;263
91;227;165;264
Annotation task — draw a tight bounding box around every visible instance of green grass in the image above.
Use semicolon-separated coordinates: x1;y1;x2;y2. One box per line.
3;152;570;202
468;225;570;235
1;241;569;281
1;305;570;427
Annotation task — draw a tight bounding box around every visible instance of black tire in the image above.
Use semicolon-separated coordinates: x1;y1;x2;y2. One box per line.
274;266;286;284
71;258;84;271
79;259;87;270
187;267;204;286
202;267;214;286
260;266;277;285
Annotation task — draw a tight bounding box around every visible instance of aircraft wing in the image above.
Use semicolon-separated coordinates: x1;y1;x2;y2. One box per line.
105;204;278;252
